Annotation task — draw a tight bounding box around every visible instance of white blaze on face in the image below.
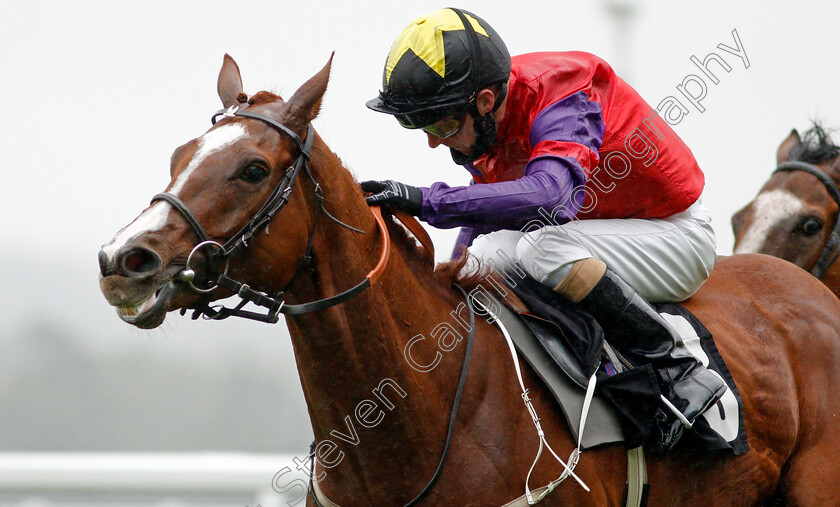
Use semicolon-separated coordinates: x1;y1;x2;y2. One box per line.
101;124;247;264
734;189;806;254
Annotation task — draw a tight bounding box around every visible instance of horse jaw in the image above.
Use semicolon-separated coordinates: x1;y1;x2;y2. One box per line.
99;273;177;329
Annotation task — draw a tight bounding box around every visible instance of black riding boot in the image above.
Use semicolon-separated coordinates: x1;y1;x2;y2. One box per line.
576;268;727;453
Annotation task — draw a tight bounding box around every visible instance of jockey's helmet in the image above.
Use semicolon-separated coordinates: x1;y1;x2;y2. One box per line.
366;8;510;130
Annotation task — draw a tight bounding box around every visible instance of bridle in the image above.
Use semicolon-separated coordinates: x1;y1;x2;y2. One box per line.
773;160;840;279
153;104;394;322
155;104;464;506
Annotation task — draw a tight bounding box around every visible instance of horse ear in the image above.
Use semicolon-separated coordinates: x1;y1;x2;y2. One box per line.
284;52;333;133
777;129;801;163
218;54;245;108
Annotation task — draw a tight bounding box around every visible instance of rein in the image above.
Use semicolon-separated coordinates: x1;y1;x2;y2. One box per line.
310;284;476;507
773;160;840;278
154;105;420;322
160;104;461;504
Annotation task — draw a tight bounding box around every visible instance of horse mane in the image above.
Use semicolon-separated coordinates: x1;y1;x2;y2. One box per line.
381;213;495;304
790;122;840;165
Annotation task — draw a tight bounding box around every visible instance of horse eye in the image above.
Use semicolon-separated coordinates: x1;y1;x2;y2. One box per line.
239;164;269;183
800;217;823;236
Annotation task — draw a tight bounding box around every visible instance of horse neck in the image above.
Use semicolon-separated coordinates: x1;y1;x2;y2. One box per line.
819;261;840;298
284;134;467;474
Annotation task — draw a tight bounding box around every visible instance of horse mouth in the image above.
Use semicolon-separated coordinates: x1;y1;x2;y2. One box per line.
102;277;178;329
119;283;175;325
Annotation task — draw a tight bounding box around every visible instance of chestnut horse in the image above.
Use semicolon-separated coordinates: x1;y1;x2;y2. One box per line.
732;125;840;297
98;56;840;505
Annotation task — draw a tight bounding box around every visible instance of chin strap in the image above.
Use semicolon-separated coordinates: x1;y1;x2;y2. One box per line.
448;82;506;166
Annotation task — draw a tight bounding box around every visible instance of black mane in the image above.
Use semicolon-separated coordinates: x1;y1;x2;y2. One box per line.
790;122;840;164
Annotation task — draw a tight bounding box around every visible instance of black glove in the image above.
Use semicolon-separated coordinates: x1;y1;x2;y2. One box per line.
360;180;423;216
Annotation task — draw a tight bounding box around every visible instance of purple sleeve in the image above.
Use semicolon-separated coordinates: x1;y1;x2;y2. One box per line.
419;156;587;231
529;91;604;155
419;91;603;232
450;227;477;260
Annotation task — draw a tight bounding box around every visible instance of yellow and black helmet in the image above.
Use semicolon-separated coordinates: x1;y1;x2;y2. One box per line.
366;8;511;129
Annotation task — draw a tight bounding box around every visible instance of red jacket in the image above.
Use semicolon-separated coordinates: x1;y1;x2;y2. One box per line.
469;51;705;219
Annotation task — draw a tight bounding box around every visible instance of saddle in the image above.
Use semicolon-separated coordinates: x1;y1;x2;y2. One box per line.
483;272;749;455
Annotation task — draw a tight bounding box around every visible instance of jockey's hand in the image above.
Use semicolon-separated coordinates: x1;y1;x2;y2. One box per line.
360;180;423;215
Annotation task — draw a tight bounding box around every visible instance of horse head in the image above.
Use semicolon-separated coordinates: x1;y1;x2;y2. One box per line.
732;125;840;281
98;54;343;328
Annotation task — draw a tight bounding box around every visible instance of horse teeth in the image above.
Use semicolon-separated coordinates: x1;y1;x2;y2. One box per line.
117;302;142;317
116;294;157;318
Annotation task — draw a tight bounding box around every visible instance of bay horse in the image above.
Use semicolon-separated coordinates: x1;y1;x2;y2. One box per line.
98;55;840;505
732;124;840;297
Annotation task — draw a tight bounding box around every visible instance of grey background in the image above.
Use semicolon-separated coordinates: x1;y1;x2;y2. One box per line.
1;0;835;461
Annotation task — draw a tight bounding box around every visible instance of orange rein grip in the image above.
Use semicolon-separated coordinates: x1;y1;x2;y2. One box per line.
366;206;391;284
392;209;435;262
365;207;436;285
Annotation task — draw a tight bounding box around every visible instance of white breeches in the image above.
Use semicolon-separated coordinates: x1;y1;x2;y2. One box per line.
467;196;717;303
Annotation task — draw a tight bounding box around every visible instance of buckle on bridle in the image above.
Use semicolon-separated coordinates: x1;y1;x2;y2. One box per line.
211;105;242;125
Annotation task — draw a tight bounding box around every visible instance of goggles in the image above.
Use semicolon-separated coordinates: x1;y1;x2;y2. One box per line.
396;108;467;139
421;112;466;139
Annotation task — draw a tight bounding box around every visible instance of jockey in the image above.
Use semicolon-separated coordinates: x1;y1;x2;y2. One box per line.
363;7;725;453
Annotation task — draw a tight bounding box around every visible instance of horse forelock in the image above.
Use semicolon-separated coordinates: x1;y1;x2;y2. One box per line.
247;90;283;105
789;122;840;167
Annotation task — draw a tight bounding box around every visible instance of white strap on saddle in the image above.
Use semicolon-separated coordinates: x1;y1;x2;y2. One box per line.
311;298;648;507
473;298;594;505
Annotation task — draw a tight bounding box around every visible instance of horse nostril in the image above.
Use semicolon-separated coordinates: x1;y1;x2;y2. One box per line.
99;250;114;277
118;247;162;277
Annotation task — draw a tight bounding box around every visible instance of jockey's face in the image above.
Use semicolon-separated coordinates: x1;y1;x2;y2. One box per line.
427;111;476;152
425;88;506;154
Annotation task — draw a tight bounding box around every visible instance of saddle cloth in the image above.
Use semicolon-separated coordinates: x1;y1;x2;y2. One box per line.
482;273;749;455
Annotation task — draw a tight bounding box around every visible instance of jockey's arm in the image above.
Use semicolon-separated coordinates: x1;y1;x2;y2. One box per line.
419;155;587;231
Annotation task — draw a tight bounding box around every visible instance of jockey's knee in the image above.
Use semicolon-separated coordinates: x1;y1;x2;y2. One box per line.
467;230;525;273
514;227;591;285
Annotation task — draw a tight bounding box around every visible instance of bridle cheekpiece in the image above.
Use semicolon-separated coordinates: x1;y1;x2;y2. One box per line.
773;160;840;279
152;104;392;323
